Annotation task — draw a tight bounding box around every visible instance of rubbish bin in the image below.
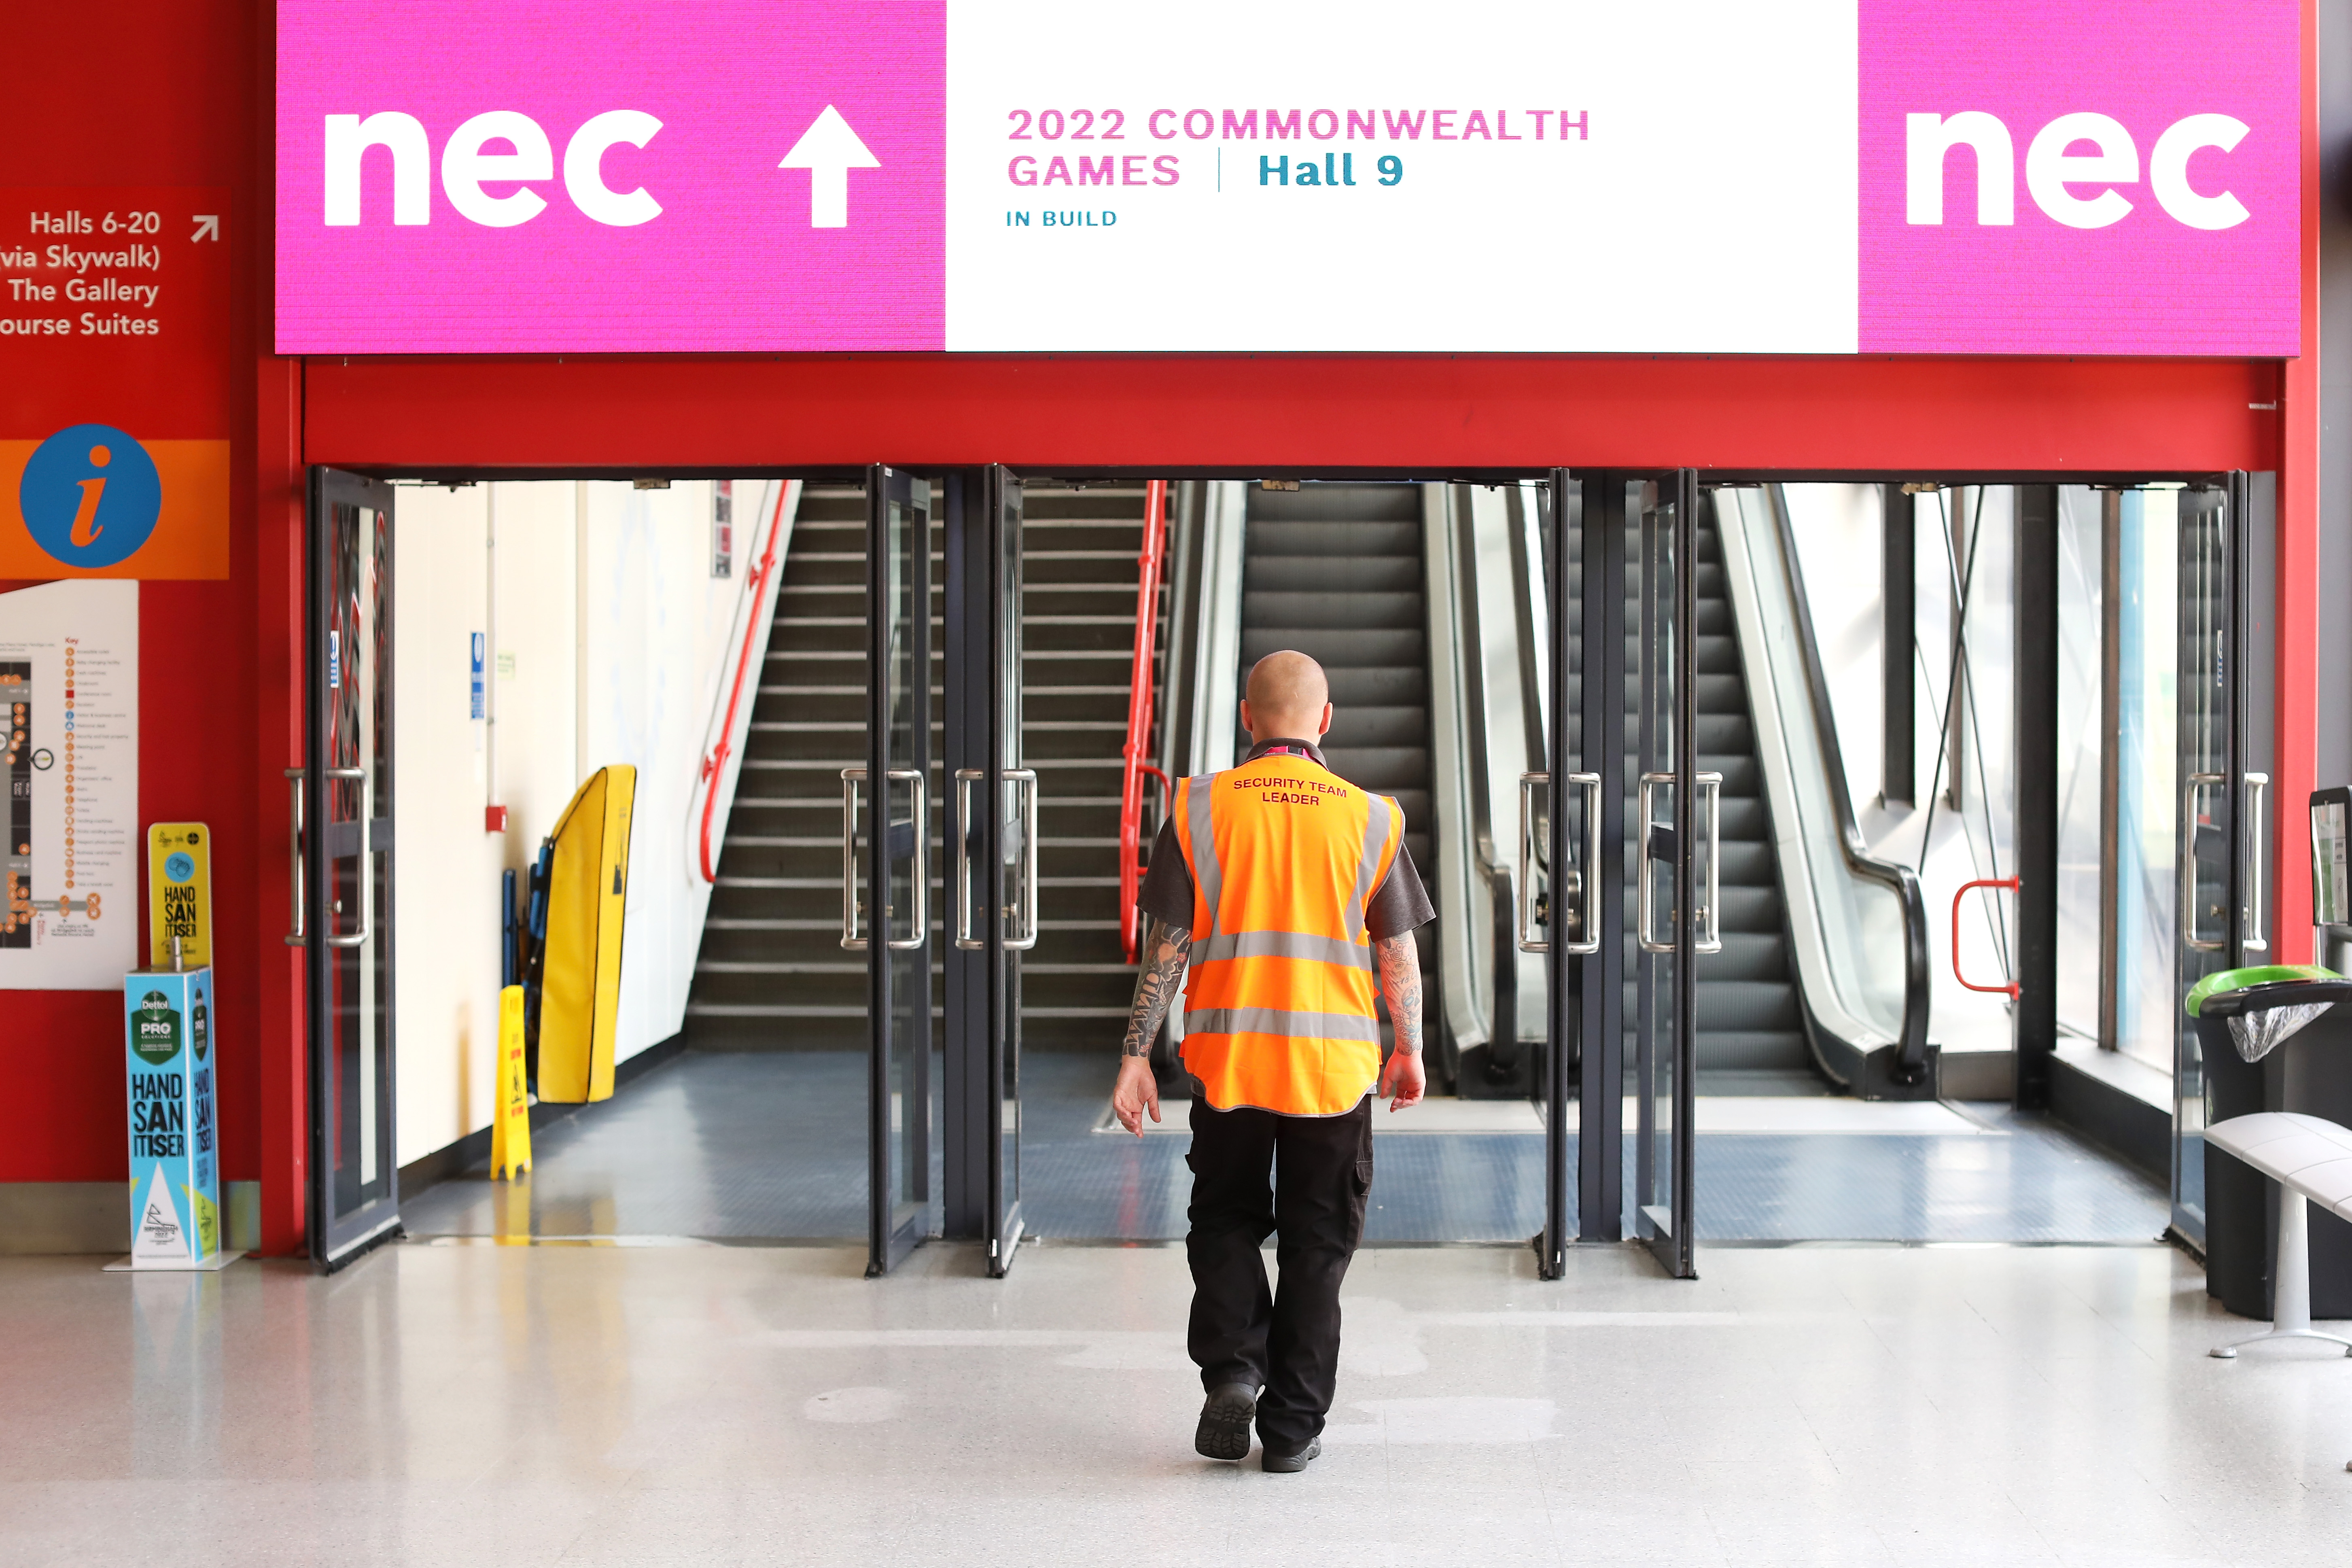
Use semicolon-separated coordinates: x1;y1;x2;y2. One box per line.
2188;965;2352;1318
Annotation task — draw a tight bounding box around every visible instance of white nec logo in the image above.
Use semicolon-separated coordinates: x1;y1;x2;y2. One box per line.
1906;112;2251;230
323;110;664;227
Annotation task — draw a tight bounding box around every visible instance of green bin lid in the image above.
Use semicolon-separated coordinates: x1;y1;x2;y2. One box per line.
2184;964;2350;1017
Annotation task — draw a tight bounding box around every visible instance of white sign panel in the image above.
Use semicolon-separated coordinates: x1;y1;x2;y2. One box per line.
0;579;139;989
948;2;1858;352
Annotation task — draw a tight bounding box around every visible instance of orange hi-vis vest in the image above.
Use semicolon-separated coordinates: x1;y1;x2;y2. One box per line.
1172;749;1404;1116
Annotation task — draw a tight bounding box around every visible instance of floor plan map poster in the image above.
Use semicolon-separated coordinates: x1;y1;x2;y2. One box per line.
0;579;137;987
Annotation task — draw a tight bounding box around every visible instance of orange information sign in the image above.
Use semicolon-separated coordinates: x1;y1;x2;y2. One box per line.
0;188;231;580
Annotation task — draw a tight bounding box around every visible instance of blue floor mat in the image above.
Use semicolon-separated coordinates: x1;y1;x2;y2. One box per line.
400;1050;2167;1245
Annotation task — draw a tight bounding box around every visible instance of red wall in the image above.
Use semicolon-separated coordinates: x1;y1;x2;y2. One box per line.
1;7;268;1191
304;352;2281;475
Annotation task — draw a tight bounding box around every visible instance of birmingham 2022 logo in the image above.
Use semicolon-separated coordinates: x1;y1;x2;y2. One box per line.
17;423;163;569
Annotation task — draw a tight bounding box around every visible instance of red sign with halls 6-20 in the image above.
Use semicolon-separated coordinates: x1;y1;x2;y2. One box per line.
0;188;231;581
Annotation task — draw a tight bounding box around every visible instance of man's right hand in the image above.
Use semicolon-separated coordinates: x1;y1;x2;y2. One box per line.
1113;1056;1162;1137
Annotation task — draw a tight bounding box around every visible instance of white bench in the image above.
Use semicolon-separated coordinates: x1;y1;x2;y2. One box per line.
2205;1112;2352;1359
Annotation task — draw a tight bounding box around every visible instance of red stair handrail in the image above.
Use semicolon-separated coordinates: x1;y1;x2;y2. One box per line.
697;480;794;885
1950;876;2021;997
1119;480;1171;963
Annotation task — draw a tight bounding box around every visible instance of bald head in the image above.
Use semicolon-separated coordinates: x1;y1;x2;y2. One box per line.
1240;651;1332;745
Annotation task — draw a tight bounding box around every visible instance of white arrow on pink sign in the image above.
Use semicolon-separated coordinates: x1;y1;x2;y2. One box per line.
780;106;880;229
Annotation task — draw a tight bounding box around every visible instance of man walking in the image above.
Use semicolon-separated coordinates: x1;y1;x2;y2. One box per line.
1112;649;1434;1473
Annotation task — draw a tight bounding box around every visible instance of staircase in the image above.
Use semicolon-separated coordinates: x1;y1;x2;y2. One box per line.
1568;503;1813;1088
685;482;893;1050
1236;484;1440;1052
684;478;1158;1057
1020;482;1164;1051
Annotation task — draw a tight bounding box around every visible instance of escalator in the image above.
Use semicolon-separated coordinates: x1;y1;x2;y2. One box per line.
1234;484;1440;1057
1673;511;1813;1090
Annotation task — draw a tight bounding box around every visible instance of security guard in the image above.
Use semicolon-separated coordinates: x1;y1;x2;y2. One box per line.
1113;649;1434;1473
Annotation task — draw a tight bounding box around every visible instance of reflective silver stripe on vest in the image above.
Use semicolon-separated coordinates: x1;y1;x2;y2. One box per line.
1191;929;1374;970
1184;774;1222;931
1182;1006;1385;1043
1342;794;1394;938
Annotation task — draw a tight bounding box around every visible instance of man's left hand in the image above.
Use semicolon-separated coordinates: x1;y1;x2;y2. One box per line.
1379;1048;1425;1111
1113;1056;1162;1136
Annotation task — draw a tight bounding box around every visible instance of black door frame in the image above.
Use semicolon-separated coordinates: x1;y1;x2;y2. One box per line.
1550;470;1702;1277
303;465;403;1269
940;465;1030;1274
864;465;933;1276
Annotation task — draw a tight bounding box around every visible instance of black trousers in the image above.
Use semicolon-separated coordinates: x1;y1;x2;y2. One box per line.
1185;1094;1374;1453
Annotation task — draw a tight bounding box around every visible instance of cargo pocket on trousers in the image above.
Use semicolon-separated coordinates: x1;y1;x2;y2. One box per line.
1349;1158;1374;1243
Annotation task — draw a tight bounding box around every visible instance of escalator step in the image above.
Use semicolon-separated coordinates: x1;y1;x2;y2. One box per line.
1247;556;1423;593
1241;628;1424;667
1244;590;1425;630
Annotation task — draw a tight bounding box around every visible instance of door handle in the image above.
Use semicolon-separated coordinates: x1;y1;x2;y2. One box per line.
1516;772;1548;954
1521;772;1602;955
1636;772;1719;955
1638;773;1671;954
841;766;927;951
840;768;866;951
2242;771;2269;954
954;768;984;951
1007;768;1039;952
2182;772;2228;953
324;769;373;950
953;768;1037;951
1951;878;2022;996
885;767;928;952
1695;770;1722;957
284;768;306;945
1569;772;1603;957
286;766;369;948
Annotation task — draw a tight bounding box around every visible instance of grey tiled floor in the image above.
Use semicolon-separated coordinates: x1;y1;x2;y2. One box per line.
404;1051;2167;1246
5;1241;2348;1566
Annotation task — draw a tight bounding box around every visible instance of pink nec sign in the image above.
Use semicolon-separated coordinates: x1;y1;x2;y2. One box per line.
274;0;2299;356
274;0;946;353
1859;0;2300;355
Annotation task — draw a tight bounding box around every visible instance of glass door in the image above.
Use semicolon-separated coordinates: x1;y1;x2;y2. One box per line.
857;466;934;1275
2171;478;2261;1250
945;467;1034;1274
983;468;1037;1274
1531;472;1597;1277
1631;472;1703;1279
301;467;399;1268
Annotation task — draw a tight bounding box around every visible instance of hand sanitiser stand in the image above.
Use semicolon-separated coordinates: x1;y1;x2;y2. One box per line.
105;937;242;1272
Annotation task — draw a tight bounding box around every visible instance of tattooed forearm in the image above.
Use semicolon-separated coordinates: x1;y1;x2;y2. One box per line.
1375;932;1423;1055
1122;919;1193;1057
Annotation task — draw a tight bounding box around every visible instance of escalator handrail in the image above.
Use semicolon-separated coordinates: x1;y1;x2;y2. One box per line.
1446;484;1531;1070
1761;484;1932;1083
1119;479;1171;963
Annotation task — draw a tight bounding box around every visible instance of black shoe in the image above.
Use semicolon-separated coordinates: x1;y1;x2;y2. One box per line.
1262;1436;1321;1473
1194;1383;1257;1461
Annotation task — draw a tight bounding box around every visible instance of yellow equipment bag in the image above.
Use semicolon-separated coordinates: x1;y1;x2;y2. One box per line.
535;764;634;1103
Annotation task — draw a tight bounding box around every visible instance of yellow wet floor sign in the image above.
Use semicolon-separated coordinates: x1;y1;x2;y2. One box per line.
490;985;532;1180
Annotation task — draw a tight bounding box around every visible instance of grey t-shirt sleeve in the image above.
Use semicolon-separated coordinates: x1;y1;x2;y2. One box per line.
1132;815;1436;940
1365;843;1437;940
